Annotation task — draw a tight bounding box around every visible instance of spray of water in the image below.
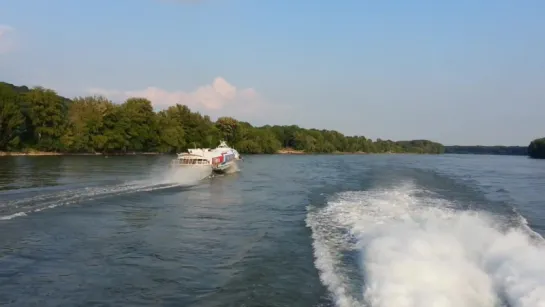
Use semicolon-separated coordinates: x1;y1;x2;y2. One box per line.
306;183;545;307
224;161;240;174
154;165;213;186
0;164;213;220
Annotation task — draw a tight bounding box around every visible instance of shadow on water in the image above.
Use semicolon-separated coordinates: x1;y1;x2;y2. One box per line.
24;157;64;188
0;157;20;191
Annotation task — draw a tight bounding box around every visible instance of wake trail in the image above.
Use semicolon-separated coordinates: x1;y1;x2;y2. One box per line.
306;182;545;307
0;166;211;221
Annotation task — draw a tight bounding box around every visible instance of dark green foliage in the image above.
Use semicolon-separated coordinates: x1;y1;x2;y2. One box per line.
528;138;545;159
155;106;186;153
23;86;68;151
0;83;26;150
0;81;446;154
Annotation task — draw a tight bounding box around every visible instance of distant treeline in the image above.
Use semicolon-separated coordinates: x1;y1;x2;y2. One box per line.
1;81;445;155
444;145;528;156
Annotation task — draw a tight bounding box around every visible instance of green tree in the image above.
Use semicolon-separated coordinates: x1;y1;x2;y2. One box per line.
62;95;112;152
215;116;239;144
0;81;450;155
528;138;545;159
156;106;186;153
236;139;262;154
0;84;25;150
251;128;281;154
24;87;67;151
102;104;130;152
122;97;157;151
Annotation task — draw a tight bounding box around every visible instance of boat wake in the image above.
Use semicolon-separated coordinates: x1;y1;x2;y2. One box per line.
306;182;545;307
0;166;209;221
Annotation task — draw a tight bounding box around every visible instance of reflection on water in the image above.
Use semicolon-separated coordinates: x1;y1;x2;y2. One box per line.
26;157;64;188
0;157;64;191
0;157;19;191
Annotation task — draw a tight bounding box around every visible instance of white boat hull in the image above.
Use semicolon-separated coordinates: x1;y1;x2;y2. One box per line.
212;161;237;174
170;164;212;170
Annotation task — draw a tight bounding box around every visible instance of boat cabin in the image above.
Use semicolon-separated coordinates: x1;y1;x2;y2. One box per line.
171;154;211;166
171;140;238;168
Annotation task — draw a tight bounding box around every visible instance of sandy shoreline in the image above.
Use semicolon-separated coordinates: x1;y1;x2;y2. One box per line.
276;149;306;155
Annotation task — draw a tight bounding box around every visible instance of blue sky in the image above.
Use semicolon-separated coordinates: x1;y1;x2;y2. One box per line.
1;0;544;145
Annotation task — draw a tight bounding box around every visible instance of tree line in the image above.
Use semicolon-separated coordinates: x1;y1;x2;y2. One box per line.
2;81;445;155
445;143;545;159
444;145;528;156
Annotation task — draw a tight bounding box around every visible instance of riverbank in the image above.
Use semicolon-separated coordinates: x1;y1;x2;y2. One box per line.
1;149;433;157
276;148;306;155
0;151;163;157
275;149;370;155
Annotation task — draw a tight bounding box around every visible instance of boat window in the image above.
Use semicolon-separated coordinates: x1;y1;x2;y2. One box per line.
176;157;210;165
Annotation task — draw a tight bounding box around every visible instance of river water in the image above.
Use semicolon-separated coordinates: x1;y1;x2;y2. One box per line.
0;154;544;306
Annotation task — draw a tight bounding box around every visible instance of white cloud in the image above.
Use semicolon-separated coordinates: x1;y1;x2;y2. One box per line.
88;77;288;120
0;25;15;54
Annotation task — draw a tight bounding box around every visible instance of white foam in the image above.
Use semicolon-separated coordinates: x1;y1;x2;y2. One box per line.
306;183;545;307
0;167;207;221
0;211;27;220
307;204;361;307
